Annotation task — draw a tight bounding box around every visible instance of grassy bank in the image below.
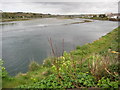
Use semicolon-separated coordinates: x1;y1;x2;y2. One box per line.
80;17;108;21
80;17;120;21
1;27;120;88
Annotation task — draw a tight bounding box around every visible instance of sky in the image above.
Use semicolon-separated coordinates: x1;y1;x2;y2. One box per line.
0;0;119;15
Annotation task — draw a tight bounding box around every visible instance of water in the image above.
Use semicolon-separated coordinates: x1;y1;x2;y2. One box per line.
1;18;118;76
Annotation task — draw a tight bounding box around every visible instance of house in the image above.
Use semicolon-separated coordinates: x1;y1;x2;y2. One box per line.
110;16;118;19
106;13;120;19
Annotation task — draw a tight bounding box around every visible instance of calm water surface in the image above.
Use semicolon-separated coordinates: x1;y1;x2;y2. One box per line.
1;18;118;75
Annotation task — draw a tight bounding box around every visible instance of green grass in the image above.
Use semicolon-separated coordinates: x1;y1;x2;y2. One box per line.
73;27;119;57
2;27;120;88
2;66;50;88
80;17;108;21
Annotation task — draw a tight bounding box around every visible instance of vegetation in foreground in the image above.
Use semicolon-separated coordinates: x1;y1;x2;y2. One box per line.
1;27;120;89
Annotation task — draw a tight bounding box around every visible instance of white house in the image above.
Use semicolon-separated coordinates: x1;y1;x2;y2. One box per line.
110;16;118;19
106;13;120;19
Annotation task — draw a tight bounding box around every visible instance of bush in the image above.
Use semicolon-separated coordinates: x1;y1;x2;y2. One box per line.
109;64;120;74
43;58;53;67
76;46;81;49
0;60;9;78
29;61;40;71
88;54;112;80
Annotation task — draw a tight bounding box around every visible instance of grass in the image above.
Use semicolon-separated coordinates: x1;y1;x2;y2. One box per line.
2;64;50;88
80;17;108;21
1;27;120;88
74;27;119;57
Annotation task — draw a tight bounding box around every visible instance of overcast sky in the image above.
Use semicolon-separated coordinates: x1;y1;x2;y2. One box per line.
0;0;119;15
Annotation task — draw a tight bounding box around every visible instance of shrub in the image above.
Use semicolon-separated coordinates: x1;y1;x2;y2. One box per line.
29;61;40;71
109;63;120;74
43;58;53;67
88;54;111;80
76;46;81;49
0;60;9;78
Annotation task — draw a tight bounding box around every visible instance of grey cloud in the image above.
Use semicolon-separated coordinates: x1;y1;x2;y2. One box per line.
1;0;119;2
1;2;118;14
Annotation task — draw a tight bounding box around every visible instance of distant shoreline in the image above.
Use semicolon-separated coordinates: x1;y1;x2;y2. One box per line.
1;12;120;22
1;17;119;22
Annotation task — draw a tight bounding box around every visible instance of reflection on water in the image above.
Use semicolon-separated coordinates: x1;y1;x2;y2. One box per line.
1;18;118;76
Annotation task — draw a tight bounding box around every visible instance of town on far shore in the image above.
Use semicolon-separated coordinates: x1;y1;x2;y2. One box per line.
0;11;120;22
61;13;120;21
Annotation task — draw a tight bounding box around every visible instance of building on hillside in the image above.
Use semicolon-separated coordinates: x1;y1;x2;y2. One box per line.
106;13;120;19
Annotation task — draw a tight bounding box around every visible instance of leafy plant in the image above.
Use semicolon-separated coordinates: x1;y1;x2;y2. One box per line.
0;60;9;78
97;77;119;88
18;72;96;88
